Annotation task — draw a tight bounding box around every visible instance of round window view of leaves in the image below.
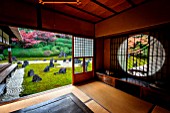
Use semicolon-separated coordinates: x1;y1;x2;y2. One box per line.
118;34;165;77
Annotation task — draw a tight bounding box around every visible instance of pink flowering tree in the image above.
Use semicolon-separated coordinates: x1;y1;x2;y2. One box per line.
18;29;57;48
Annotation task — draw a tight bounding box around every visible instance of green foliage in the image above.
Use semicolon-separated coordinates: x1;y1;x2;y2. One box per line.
43;50;52;56
56;42;65;47
42;46;50;51
48;42;55;46
63;47;69;54
33;43;43;48
127;56;147;69
20;63;72;96
51;46;60;55
3;48;44;57
0;54;5;60
3;49;8;56
55;38;72;44
63;43;72;48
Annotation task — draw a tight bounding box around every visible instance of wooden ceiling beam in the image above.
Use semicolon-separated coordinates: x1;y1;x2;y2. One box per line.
91;0;117;14
126;0;136;7
20;0;95;24
66;4;104;19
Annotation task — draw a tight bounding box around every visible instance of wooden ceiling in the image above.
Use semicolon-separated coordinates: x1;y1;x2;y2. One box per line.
24;0;149;23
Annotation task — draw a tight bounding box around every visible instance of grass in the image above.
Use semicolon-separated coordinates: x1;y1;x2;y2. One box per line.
0;56;72;64
74;62;92;74
20;63;72;96
21;62;92;96
127;56;147;69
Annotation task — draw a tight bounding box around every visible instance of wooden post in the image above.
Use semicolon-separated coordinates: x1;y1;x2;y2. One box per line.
8;47;12;63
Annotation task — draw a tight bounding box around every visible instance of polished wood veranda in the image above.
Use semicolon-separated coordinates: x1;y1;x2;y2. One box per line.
0;81;170;113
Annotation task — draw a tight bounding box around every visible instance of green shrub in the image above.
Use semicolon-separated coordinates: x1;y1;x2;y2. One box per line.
43;46;50;50
64;43;72;48
3;49;8;56
44;50;52;56
52;49;60;56
3;48;44;57
28;48;44;57
56;42;64;47
33;43;43;48
0;54;5;60
56;38;72;44
63;47;69;54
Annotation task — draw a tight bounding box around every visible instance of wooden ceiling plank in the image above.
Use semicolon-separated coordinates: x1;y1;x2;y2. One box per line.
66;4;104;19
91;0;117;14
126;0;135;6
42;6;95;24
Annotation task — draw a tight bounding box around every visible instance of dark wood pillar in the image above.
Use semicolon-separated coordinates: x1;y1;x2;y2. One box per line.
8;47;12;63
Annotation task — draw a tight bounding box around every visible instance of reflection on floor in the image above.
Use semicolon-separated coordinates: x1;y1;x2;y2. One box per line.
0;81;169;113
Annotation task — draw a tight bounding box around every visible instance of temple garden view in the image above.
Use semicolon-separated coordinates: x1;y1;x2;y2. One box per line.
0;27;92;101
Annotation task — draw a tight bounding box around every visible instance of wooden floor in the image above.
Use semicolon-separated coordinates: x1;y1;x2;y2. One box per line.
0;81;169;113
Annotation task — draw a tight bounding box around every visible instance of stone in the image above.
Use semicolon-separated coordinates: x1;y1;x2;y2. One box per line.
0;58;2;61
12;56;17;61
44;66;50;72
24;60;29;66
85;62;89;71
58;51;64;58
69;58;72;62
28;69;34;77
54;68;66;75
22;60;29;68
22;64;26;68
63;59;66;62
74;59;81;64
58;51;67;58
63;53;67;58
59;68;66;74
54;60;57;62
49;59;54;67
43;59;46;61
32;74;42;82
17;61;22;64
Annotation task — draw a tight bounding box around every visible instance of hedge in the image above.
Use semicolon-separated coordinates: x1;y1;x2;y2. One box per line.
3;48;44;57
0;54;5;60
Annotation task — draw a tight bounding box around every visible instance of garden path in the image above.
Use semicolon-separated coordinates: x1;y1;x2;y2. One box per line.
0;68;24;101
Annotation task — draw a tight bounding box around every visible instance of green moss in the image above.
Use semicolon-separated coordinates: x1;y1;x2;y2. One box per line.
21;63;72;96
127;56;147;69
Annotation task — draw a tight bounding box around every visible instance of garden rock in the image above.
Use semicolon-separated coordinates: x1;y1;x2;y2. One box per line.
22;60;29;68
54;68;66;75
54;60;57;62
85;62;89;71
82;59;90;71
24;60;29;66
44;66;50;72
17;61;22;64
43;59;46;61
63;59;66;62
0;58;2;61
69;58;72;62
28;69;34;77
74;59;81;64
49;59;54;67
58;51;67;58
32;74;42;82
12;56;17;61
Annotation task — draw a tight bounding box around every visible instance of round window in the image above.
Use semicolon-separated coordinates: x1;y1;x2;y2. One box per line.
118;34;165;76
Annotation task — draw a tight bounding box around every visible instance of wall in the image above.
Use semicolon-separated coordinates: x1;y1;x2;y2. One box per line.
95;0;170;37
104;39;110;70
95;38;111;70
41;9;94;37
95;38;104;71
0;0;94;37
